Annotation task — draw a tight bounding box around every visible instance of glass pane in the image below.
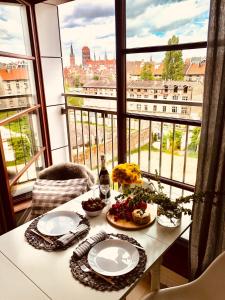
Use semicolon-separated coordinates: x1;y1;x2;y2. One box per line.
67;108;117;181
126;48;207;120
1;112;44;196
0;3;31;55
58;0;117;110
126;0;210;48
0;57;37;107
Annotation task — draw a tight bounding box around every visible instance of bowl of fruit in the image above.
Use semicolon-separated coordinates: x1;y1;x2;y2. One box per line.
81;198;106;217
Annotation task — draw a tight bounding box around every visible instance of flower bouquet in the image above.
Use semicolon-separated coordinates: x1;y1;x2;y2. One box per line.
112;163;142;187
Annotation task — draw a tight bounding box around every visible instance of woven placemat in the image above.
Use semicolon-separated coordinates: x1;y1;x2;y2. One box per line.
25;213;90;251
70;233;147;291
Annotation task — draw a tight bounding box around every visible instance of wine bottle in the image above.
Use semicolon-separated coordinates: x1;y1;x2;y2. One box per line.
99;155;111;200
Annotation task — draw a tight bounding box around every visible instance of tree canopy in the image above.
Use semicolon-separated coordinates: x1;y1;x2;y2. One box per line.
140;62;154;80
162;35;184;81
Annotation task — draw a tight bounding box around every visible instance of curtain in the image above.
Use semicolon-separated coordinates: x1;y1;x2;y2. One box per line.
190;0;225;279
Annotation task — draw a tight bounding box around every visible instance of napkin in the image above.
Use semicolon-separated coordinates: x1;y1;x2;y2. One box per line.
73;231;107;259
56;224;89;247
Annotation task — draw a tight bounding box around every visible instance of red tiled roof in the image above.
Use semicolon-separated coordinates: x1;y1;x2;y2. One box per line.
186;63;205;75
0;68;28;81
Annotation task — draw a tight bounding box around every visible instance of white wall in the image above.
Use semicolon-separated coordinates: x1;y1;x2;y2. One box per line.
35;3;69;164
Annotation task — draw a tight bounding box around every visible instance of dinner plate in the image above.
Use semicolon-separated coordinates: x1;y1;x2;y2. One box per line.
87;239;139;276
37;211;81;236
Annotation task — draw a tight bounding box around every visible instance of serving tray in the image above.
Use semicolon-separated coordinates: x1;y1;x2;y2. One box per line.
106;204;157;230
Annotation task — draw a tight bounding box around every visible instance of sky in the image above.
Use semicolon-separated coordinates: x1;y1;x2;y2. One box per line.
0;0;210;66
0;3;30;57
58;0;210;66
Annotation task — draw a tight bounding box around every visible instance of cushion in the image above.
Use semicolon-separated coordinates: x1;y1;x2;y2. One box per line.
38;163;95;190
30;178;88;219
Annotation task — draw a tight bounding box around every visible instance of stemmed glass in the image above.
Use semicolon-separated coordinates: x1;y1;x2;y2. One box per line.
100;184;110;204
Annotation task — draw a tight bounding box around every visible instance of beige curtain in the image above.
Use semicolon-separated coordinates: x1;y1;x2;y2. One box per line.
190;0;225;278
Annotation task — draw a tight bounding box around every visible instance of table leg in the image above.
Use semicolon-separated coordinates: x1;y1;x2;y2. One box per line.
150;257;162;292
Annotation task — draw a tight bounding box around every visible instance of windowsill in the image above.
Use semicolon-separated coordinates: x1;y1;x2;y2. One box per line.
14;199;32;213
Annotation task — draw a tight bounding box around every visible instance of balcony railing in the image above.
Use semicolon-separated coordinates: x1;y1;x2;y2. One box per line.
63;93;201;196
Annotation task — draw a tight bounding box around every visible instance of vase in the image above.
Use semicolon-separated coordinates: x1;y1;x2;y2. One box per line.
119;184;131;194
157;205;182;228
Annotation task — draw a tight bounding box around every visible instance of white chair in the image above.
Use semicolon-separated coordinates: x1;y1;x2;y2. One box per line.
142;251;225;300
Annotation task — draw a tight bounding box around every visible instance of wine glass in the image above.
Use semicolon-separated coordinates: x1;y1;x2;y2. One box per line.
100;184;110;204
90;185;99;198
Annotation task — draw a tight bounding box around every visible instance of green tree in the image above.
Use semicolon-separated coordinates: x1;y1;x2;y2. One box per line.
169;130;182;151
188;127;201;152
8;136;31;164
162;35;184;81
93;75;100;80
67;96;84;107
140;62;154;80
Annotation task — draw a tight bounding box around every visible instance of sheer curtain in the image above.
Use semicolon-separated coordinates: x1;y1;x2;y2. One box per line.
190;0;225;279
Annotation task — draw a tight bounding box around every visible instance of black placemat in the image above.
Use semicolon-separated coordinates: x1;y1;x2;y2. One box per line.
25;213;90;251
70;233;147;291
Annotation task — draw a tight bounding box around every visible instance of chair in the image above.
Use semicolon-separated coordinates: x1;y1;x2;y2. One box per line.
142;251;225;300
17;163;95;225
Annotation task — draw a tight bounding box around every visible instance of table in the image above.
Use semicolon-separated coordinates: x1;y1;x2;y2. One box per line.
0;252;50;300
0;190;191;300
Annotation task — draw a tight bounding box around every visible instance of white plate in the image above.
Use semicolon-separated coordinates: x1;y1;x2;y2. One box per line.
87;239;139;276
37;211;81;236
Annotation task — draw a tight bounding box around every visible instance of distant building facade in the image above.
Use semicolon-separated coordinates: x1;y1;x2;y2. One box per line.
81;80;203;120
0;61;31;109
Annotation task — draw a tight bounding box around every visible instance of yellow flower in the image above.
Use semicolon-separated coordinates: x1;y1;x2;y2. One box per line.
112;163;142;184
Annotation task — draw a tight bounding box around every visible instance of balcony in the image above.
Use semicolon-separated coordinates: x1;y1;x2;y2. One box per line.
0;0;208;219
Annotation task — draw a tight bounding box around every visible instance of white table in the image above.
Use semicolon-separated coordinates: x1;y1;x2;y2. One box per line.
0;252;50;300
0;190;191;300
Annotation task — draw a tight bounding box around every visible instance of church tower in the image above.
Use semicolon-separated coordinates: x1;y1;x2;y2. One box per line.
82;46;90;66
70;44;75;68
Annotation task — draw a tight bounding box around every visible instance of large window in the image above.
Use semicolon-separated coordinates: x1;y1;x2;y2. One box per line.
0;2;48;212
59;0;209;197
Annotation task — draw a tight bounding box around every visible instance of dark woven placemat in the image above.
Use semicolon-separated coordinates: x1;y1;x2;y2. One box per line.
25;213;90;251
70;233;147;291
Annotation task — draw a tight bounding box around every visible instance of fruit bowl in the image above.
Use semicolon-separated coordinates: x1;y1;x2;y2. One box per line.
81;198;105;217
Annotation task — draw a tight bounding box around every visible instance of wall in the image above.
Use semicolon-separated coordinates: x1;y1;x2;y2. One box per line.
35;3;69;164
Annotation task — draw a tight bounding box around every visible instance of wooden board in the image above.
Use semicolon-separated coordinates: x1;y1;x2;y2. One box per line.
106;204;157;230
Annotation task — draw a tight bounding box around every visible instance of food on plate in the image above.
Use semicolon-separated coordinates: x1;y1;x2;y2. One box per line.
82;198;105;212
132;209;150;225
109;196;147;222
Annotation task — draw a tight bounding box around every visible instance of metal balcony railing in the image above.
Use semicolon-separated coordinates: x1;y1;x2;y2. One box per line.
63;93;201;196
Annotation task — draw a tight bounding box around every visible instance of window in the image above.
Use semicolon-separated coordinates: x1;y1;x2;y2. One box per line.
0;2;48;211
137;89;141;92
164;85;168;92
183;86;188;93
174;86;178;93
181;106;187;114
154;95;157;99
144;105;148;111
163;106;166;112
137;104;141;110
153;105;157;112
172;106;178;113
163;95;168;100
173;95;178;100
182;96;188;101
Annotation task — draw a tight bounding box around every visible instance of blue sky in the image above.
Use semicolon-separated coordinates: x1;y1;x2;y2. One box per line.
59;0;210;66
0;0;210;65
